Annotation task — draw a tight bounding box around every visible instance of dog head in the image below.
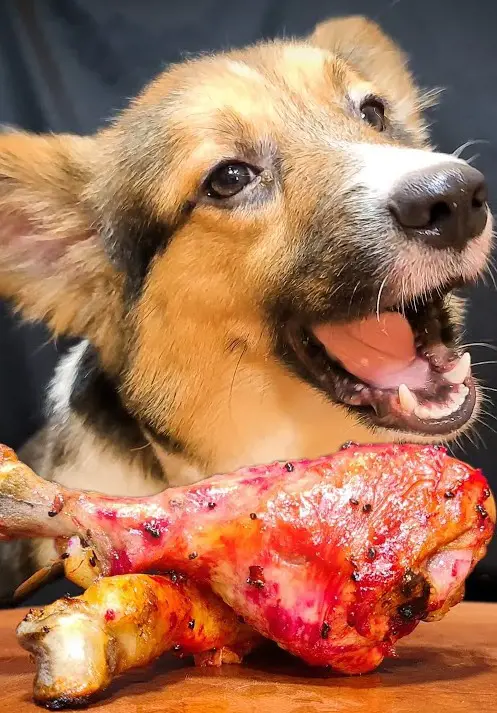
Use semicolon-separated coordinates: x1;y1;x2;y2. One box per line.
0;16;492;473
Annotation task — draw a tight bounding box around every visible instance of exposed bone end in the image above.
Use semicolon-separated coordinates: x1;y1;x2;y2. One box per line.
17;601;116;708
0;448;63;541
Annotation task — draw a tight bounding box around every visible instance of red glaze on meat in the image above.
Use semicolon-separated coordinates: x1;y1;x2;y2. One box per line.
0;443;494;675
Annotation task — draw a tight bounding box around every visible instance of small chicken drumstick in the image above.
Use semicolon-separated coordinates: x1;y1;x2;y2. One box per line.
17;573;259;709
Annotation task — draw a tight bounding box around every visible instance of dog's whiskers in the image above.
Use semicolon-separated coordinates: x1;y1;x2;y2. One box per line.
452;139;488;159
375;276;389;322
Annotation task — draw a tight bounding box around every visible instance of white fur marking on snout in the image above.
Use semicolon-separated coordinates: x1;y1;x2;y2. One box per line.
347;144;468;199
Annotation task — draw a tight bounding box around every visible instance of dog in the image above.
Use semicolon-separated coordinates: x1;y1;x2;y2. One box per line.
0;16;493;602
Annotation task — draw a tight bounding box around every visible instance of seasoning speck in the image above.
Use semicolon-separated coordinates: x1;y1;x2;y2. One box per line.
285;462;294;472
89;553;97;568
249;512;257;520
143;521;161;538
320;621;331;639
483;488;491;500
208;502;217;509
367;547;377;561
247;565;265;588
349;498;359;506
188;552;198;560
351;571;360;582
173;645;182;652
362;503;372;513
476;504;488;519
188;619;195;630
60;552;69;560
340;441;358;450
444;490;455;499
398;604;414;620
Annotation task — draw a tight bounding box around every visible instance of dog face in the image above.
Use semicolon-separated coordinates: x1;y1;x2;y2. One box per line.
0;17;492;473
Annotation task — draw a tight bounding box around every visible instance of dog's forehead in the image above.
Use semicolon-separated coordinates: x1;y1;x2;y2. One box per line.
139;42;366;132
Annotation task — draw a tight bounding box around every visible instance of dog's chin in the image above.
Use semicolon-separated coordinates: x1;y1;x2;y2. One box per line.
278;282;478;440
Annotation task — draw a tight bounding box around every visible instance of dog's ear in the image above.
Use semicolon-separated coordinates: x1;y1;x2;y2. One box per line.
0;131;123;359
309;16;435;139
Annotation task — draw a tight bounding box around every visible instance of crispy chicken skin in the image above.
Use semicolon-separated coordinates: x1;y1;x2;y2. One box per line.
0;443;494;706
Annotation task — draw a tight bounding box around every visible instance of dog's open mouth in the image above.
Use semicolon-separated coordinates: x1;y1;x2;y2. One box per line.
284;292;476;436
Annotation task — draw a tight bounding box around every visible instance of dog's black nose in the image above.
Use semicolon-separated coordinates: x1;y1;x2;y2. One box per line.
388;163;488;250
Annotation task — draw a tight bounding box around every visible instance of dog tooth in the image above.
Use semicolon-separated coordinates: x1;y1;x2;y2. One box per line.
414;405;431;420
398;384;417;415
445;352;471;385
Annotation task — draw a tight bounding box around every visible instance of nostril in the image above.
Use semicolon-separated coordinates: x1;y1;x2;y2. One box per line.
472;182;487;210
428;201;452;228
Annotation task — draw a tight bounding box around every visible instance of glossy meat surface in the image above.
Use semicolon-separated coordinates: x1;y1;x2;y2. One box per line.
0;443;494;677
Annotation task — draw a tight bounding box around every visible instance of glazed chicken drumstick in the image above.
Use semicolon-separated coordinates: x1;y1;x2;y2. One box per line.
0;442;494;708
18;573;260;708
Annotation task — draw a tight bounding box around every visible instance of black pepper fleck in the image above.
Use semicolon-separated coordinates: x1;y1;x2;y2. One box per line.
47;510;58;518
444;490;455;499
173;645;182;652
208;502;217;509
362;503;372;513
320;621;331;639
285;462;294;472
340;441;358;450
89;553;97;567
483;488;491;500
398;604;414;620
41;626;50;634
143;521;161;538
250;513;257;520
188;552;198;560
351;571;360;582
349;498;359;506
476;504;488;519
60;552;69;560
188;619;195;630
367;547;377;561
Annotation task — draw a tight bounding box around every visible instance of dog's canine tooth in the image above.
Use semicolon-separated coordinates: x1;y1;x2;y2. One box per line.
445;352;471;385
398;384;417;414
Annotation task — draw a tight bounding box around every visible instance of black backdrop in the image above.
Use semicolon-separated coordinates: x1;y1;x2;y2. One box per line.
1;0;496;600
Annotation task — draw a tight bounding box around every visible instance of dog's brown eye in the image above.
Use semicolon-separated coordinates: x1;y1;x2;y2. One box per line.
360;98;386;132
206;163;257;199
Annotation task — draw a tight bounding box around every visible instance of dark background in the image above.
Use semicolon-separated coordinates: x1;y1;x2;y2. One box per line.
0;0;496;601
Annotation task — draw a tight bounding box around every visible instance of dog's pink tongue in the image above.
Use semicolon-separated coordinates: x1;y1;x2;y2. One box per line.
313;312;430;389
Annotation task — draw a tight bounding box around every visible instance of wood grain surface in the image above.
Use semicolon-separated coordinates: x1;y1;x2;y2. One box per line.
0;603;496;712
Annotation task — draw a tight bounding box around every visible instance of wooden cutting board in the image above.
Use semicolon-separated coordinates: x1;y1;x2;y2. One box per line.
1;602;496;712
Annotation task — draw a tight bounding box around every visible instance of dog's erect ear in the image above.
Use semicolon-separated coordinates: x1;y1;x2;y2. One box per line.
0;132;123;359
309;16;435;140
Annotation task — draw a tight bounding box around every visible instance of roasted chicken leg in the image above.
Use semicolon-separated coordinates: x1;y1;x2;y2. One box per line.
0;443;494;701
18;573;259;708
